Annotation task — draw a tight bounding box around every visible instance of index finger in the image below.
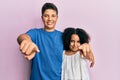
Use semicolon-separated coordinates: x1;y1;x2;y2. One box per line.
79;46;87;57
20;40;26;50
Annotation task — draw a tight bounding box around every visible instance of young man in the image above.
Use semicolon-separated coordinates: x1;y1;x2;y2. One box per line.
17;3;94;80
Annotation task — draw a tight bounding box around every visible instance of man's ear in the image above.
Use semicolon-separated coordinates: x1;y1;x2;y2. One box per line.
41;16;43;20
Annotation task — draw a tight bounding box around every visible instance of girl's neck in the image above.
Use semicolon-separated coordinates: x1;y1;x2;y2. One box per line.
65;50;77;55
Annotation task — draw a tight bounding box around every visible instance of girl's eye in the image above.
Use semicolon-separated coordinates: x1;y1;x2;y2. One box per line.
70;40;74;42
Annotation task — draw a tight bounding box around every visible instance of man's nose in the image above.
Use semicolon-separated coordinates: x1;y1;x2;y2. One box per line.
48;16;52;20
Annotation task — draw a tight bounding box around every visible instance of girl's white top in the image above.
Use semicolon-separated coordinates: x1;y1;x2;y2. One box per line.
61;51;90;80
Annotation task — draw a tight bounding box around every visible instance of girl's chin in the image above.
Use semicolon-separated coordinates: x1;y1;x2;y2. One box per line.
71;50;79;52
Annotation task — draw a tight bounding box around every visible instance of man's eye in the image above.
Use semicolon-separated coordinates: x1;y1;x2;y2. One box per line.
52;15;57;17
43;15;48;17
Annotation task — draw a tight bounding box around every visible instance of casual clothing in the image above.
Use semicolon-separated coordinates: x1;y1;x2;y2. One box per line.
26;28;64;80
61;51;90;80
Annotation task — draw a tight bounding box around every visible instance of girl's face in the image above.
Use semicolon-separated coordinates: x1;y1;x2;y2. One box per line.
69;34;80;52
41;9;58;32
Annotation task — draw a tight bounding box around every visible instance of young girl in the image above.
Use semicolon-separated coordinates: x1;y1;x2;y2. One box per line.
61;28;91;80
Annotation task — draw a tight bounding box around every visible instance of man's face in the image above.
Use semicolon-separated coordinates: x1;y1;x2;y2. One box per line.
42;9;58;32
69;34;81;52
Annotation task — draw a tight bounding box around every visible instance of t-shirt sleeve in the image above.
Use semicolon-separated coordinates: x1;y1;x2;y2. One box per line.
26;28;37;42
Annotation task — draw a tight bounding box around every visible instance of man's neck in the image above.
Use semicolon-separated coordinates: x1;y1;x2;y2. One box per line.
44;28;55;32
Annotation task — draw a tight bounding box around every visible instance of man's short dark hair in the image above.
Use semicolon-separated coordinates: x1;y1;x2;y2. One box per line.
42;2;58;15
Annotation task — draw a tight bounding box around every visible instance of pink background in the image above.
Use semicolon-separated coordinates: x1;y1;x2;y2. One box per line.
0;0;120;80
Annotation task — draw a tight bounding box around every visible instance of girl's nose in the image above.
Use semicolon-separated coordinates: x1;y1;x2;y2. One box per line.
74;42;77;46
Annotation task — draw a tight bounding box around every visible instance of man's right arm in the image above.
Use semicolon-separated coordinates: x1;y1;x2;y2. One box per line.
17;34;39;60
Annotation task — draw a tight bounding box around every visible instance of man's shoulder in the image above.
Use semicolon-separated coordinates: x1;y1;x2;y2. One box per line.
29;28;42;31
55;29;62;33
27;28;43;33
